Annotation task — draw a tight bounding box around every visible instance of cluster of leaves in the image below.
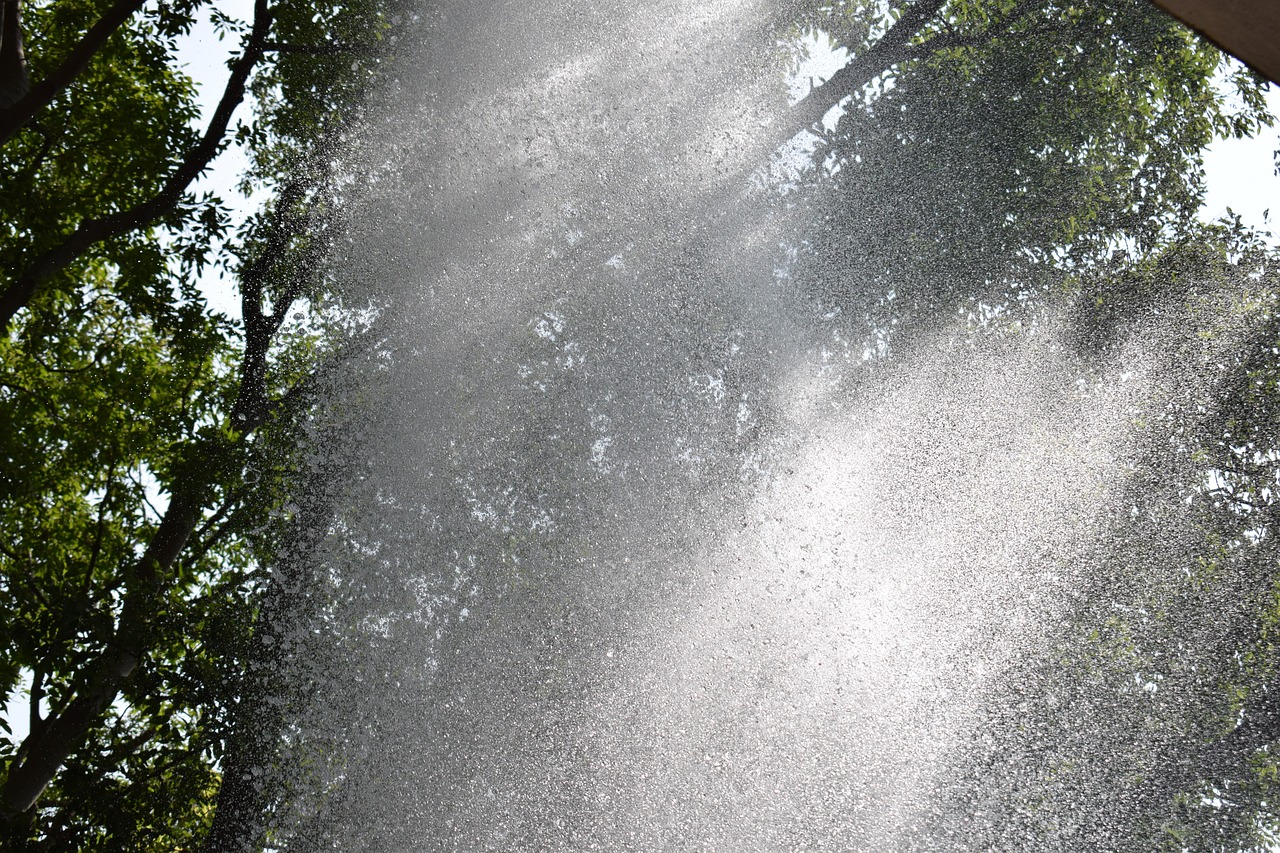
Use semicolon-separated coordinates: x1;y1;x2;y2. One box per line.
0;274;245;837
788;0;1270;349
2;1;209;313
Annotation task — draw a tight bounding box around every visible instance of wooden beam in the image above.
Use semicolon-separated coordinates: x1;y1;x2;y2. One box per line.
1150;0;1280;84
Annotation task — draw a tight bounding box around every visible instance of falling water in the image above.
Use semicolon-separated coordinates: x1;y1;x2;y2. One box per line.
245;1;1278;849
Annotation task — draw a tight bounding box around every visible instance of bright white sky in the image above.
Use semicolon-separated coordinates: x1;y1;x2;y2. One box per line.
1202;90;1280;233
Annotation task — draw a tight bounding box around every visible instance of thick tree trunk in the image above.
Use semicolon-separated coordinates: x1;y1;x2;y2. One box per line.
0;0;29;109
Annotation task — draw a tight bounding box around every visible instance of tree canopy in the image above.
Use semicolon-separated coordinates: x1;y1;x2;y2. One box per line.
778;6;1280;844
1;0;1279;849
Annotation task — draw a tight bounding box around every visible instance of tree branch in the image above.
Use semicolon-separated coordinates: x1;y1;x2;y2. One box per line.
0;2;279;820
0;483;205;818
0;0;275;333
0;0;148;146
230;120;349;428
775;0;949;147
0;0;30;110
28;668;43;735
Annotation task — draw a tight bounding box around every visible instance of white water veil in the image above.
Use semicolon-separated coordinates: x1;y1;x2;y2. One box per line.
240;1;1280;849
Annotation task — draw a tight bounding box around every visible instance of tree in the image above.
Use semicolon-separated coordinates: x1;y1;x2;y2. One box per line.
3;0;1278;848
785;0;1266;345
776;3;1280;846
775;4;1280;846
0;0;398;847
887;224;1280;850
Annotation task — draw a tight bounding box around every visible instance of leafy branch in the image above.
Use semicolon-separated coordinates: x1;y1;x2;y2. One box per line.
0;0;275;332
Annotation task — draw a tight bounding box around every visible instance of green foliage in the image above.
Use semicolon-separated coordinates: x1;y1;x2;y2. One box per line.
774;1;1280;846
0;0;398;847
0;281;250;847
791;0;1271;343
3;1;211;315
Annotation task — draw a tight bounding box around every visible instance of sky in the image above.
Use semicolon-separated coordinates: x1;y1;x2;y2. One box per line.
182;0;258;319
1202;98;1280;234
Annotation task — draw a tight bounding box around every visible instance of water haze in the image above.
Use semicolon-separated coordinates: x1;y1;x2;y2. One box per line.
246;1;1280;849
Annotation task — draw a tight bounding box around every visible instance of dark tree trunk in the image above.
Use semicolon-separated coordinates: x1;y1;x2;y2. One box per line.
0;0;29;109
